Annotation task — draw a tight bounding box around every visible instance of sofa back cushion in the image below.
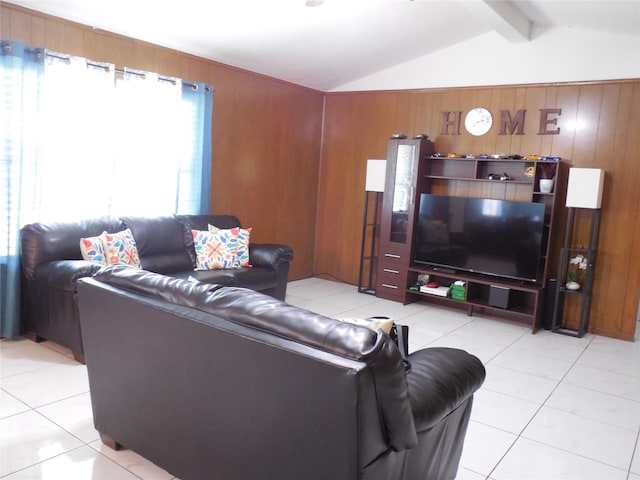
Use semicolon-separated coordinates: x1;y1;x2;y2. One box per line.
120;216;194;274
91;265;418;451
20;217;124;279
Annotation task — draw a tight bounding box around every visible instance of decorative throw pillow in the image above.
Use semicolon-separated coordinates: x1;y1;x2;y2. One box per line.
79;232;109;265
103;228;141;268
192;227;252;270
207;225;252;268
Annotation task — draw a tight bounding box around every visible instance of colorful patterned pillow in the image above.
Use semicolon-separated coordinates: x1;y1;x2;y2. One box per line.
208;225;253;268
207;225;252;268
79;232;108;265
192;227;252;270
103;228;141;268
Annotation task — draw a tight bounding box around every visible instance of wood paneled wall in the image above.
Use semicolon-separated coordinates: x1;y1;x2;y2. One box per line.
4;3;639;340
1;3;325;281
318;83;640;341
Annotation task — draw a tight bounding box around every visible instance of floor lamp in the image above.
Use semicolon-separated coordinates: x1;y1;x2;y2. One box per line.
358;159;386;295
552;167;604;337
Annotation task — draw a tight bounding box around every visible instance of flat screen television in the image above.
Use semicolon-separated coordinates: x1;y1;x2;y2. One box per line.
414;194;546;284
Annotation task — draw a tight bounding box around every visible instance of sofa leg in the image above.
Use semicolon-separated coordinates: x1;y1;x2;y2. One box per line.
26;332;45;343
100;433;124;451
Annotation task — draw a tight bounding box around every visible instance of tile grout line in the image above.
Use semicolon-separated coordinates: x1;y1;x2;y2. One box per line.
483;333;635;479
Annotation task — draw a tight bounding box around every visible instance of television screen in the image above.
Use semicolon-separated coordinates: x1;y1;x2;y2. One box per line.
414;194;545;283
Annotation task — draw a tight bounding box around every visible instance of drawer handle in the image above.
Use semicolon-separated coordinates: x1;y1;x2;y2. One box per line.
383;268;400;274
382;284;399;289
384;253;401;259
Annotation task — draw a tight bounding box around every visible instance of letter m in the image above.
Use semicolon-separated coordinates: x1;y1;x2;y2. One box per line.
499;109;526;135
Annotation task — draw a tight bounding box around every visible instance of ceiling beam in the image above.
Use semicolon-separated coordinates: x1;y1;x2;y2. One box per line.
463;0;532;42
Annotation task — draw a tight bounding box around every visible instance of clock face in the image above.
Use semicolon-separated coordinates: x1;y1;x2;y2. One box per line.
465;107;493;136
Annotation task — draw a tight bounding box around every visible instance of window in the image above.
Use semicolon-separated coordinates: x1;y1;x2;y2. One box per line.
1;40;213;338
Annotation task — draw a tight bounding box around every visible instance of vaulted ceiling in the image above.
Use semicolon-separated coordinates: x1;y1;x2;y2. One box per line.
5;0;640;91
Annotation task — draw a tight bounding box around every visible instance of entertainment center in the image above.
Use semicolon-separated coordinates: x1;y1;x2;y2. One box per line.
375;137;564;332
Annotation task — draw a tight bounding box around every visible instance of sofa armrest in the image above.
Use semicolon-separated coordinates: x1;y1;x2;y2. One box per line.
249;243;294;269
406;347;485;432
32;260;105;291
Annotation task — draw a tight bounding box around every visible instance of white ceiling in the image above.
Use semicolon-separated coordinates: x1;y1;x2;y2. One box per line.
5;0;640;91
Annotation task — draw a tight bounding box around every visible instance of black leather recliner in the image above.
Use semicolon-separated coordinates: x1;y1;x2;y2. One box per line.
78;265;486;480
20;214;293;362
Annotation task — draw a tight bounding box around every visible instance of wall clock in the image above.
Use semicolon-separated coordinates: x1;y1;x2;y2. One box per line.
465;107;493;136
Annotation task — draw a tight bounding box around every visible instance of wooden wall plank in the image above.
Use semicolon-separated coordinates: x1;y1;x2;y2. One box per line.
322;80;640;340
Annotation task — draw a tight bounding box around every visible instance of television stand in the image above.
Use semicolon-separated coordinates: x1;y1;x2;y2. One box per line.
407;266;544;333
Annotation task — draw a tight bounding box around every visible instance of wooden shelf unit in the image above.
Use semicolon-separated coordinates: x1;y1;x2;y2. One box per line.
407;267;545;332
375;149;564;332
375;138;435;302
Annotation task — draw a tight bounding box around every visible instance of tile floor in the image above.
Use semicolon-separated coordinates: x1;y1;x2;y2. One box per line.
1;277;639;479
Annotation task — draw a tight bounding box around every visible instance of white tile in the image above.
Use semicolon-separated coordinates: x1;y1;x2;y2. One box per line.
577;338;640;378
632;440;640;474
482;364;558;404
458;420;517;477
1;362;90;408
0;342;74;378
471;388;540;434
507;329;592;362
545;383;640;431
403;307;474;335
522;406;637;470
358;298;427;322
0;388;31;418
449;317;529;346
0;410;84;476
455;467;487;479
285;278;351;300
36;392;99;443
0;337;32;349
407;329;445;353
290;299;349;317
1;278;637;480
283;292;308;306
563;362;640;402
89;440;176;480
491;437;628;479
2;445;141;479
334;298;424;322
427;332;510;365
490;347;574;381
319;290;380;310
40;340;76;360
589;334;640;354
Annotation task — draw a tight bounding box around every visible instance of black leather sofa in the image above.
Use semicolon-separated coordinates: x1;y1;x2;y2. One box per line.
20;214;293;362
77;266;486;480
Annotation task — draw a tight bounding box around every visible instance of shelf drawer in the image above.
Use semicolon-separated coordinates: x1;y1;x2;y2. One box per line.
379;250;406;262
376;261;408;301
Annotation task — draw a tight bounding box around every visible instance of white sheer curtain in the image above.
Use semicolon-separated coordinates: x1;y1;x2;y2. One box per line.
35;55;204;221
38;54;116;222
110;70;183;216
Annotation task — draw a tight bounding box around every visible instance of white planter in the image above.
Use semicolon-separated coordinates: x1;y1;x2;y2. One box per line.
539;178;554;193
566;281;581;290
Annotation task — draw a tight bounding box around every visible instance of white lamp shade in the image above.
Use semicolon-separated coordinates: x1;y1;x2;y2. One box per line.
365;159;386;192
565;168;604;209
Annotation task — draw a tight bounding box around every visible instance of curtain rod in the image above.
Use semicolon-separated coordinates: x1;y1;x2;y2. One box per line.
44;51;206;91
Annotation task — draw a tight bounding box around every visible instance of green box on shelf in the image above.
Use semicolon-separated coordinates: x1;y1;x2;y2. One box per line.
450;282;466;301
451;291;466;301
